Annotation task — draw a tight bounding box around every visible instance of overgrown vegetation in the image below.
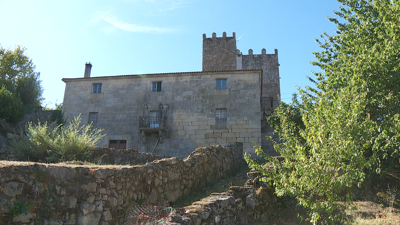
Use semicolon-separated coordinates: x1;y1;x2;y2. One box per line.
9;115;105;163
7;201;32;217
246;0;400;224
43;103;67;126
125;201;175;225
0;45;43;124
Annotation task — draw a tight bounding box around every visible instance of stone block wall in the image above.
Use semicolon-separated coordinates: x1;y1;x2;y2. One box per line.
0;143;244;224
202;32;237;71
241;49;280;156
62;71;262;158
201;32;281;156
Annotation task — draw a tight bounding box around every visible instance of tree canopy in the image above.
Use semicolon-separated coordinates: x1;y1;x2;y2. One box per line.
246;0;400;223
0;45;43;123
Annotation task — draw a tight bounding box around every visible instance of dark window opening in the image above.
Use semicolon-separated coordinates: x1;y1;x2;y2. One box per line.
152;82;162;92
88;112;98;125
216;79;227;89
216;109;227;129
93;83;102;93
271;97;273;108
109;140;127;150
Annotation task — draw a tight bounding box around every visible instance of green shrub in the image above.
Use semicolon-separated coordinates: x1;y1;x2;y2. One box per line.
9;115;105;162
8;201;32;217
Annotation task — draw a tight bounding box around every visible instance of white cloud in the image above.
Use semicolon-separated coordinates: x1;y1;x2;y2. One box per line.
124;0;190;12
100;14;176;33
157;0;190;12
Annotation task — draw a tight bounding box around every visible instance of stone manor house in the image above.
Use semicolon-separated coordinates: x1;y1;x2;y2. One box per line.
62;32;280;158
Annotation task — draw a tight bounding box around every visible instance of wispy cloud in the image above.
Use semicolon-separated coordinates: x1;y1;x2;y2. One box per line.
122;0;190;12
155;0;190;12
100;13;176;33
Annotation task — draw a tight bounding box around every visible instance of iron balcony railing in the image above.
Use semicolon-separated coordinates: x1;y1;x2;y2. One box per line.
139;115;166;129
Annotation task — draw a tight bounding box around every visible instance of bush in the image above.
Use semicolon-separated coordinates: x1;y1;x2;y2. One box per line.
9;116;105;162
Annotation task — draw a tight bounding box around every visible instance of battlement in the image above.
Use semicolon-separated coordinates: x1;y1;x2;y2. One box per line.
203;31;236;40
240;48;278;56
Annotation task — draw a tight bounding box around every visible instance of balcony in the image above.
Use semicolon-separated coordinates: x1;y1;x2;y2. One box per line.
139;113;166;134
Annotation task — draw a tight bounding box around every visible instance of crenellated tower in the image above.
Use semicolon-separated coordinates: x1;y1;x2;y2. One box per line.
202;32;237;71
240;48;280;112
202;32;281;155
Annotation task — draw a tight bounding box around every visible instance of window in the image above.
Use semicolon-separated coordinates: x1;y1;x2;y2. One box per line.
216;79;227;89
150;111;160;128
215;109;227;129
93;83;102;93
88;112;98;125
152;82;162;92
109;140;126;150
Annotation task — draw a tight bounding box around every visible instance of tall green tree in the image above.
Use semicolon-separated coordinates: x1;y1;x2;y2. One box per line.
246;0;400;223
0;86;24;124
0;45;43;123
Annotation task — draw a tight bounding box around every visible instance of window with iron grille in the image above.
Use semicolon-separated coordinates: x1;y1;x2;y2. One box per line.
93;83;102;93
216;79;227;89
109;140;126;150
150;111;160;128
215;109;227;129
152;82;162;92
88;112;98;125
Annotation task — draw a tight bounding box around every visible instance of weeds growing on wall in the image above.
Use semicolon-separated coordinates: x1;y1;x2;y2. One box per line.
9;115;105;162
125;201;175;225
7;201;32;217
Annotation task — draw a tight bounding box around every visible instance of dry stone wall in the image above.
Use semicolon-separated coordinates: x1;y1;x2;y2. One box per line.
89;148;165;165
174;185;281;225
0;143;243;224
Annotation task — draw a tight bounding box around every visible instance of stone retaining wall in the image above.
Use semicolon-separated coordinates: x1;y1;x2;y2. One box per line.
175;185;280;225
0;143;243;224
89;148;165;166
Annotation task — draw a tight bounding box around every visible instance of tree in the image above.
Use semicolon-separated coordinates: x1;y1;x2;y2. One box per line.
246;0;400;223
0;45;43;121
0;86;24;124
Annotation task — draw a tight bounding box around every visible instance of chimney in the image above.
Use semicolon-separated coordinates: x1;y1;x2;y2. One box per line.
84;62;92;78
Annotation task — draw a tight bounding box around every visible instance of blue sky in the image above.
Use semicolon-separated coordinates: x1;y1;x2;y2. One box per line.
0;0;340;107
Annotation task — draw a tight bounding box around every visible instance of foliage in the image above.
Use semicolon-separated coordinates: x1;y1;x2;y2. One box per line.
0;85;24;124
9;115;105;163
43;103;67;126
0;45;43;122
246;0;400;223
125;201;175;225
8;201;32;217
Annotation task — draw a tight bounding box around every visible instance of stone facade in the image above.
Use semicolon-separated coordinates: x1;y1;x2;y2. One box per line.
62;32;280;157
203;32;280;155
0;144;244;224
63;70;262;157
